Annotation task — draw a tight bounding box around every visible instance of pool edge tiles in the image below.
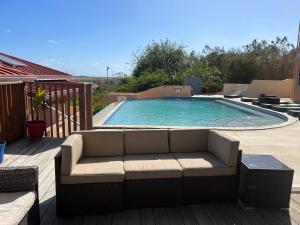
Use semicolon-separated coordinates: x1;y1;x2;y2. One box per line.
93;97;297;131
96;100;126;125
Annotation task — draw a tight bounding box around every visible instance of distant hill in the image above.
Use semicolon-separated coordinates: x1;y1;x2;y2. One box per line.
74;76;109;82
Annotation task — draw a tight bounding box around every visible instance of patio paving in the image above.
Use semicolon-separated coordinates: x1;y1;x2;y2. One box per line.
1;138;300;224
223;120;300;189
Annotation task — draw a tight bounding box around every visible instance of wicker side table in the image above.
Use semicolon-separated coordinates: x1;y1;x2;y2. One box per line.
239;154;294;208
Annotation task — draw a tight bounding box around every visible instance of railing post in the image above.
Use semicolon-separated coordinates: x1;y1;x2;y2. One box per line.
85;83;93;130
79;83;86;130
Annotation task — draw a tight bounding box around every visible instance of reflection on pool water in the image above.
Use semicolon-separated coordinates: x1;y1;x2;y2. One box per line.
103;98;286;128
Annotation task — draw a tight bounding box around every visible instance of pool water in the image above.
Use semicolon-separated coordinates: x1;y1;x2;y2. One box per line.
103;98;286;127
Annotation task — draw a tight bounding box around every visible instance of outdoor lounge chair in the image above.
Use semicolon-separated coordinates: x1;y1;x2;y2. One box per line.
260;101;291;109
224;94;242;99
272;105;300;112
55;129;241;216
170;129;241;204
258;96;280;104
241;97;258;102
0;166;40;225
287;110;300;117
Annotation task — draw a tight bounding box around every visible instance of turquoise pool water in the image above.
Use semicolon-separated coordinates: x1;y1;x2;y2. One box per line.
103;98;286;127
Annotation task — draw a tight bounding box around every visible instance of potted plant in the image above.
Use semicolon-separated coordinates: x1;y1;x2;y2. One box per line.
0;139;6;163
26;88;47;139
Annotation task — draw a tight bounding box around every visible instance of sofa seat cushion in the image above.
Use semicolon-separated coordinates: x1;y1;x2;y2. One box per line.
174;152;236;177
0;191;36;225
124;154;182;180
61;156;124;184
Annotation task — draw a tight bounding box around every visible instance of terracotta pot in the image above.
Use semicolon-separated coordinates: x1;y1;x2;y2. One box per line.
26;120;46;139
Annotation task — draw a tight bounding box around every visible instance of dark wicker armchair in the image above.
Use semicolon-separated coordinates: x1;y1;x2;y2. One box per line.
0;166;40;225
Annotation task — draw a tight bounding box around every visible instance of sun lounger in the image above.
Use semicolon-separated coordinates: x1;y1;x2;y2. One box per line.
241;97;257;102
260;95;277;98
272;106;300;112
224;94;242;99
279;104;300;107
260;103;273;109
258;97;280;104
287;110;300;117
260;102;295;109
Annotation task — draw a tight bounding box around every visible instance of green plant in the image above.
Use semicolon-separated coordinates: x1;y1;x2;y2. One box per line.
32;88;46;120
93;103;108;115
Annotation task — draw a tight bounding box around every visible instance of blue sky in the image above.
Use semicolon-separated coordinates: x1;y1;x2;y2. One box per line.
0;0;299;76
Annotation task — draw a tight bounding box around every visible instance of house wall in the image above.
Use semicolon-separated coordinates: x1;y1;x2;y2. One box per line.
97;85;192;104
97;93;139;104
137;85;192;99
223;83;249;96
292;49;300;102
223;79;294;98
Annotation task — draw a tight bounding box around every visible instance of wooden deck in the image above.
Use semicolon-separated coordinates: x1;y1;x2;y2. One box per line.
2;138;300;225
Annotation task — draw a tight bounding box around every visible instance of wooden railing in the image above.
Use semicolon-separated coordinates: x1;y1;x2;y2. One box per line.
26;81;92;138
0;81;26;144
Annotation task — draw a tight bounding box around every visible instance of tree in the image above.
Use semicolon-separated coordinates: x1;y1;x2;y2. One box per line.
178;61;223;93
202;37;295;83
132;40;188;79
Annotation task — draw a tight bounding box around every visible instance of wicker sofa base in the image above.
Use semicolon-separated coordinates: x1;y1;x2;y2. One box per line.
183;175;239;204
56;182;124;217
125;178;182;208
55;154;124;217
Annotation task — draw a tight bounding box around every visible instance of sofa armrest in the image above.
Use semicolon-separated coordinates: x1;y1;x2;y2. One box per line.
0;166;38;192
208;131;240;166
61;134;83;175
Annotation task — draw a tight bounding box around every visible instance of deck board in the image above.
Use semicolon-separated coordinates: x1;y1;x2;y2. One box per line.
2;138;300;225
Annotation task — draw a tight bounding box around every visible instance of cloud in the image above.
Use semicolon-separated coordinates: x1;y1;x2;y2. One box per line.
48;39;57;44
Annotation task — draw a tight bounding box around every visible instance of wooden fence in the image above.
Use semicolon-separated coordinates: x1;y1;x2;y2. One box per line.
0;82;26;144
0;81;92;144
26;81;92;138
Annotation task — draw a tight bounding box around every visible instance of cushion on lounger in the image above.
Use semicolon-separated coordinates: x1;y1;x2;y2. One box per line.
60;156;124;184
123;153;182;180
169;129;209;153
61;134;83;175
0;191;36;225
124;129;169;154
174;152;236;177
74;129;124;157
208;131;239;166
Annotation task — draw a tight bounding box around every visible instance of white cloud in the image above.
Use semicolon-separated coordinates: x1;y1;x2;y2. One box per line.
48;39;57;44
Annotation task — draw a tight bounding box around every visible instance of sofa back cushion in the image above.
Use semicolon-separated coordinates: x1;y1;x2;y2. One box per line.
208;130;239;166
124;129;169;154
169;129;209;153
74;129;124;157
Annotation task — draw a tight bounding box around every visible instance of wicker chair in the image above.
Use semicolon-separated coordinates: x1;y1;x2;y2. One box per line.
0;166;40;225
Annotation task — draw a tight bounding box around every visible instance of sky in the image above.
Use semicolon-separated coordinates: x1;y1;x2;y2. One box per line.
0;0;299;76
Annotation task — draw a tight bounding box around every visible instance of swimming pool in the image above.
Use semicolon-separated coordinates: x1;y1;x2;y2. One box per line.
99;98;290;128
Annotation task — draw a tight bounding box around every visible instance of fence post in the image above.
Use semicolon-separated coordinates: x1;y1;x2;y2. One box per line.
79;83;86;130
85;83;93;130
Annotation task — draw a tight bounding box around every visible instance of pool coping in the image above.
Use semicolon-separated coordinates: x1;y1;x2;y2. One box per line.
93;96;298;131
